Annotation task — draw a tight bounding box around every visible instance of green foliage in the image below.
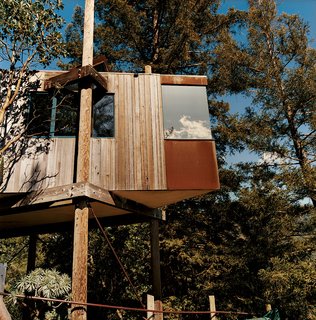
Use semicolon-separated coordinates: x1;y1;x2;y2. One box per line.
0;0;66;67
259;257;316;320
0;0;66;188
211;0;316;206
0;237;29;288
64;0;244;73
10;268;71;320
14;268;71;299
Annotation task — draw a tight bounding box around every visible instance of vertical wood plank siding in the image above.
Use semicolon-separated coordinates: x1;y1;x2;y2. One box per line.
3;73;167;193
89;74;167;190
4;138;76;192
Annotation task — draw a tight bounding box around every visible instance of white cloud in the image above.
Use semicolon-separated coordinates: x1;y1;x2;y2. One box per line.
165;115;212;139
259;152;286;165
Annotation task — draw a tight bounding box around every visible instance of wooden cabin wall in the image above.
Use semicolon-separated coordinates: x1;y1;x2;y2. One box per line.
90;73;167;191
3;72;167;193
4;138;75;192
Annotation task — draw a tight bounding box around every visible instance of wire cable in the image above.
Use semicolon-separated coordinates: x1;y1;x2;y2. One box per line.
90;206;146;309
0;291;250;316
6;242;29;265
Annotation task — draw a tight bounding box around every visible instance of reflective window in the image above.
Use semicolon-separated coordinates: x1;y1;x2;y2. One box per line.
92;93;115;138
28;92;51;136
28;90;114;138
53;91;79;136
28;91;79;137
162;85;212;139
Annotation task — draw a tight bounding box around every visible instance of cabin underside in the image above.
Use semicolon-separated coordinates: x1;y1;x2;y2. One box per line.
0;183;213;238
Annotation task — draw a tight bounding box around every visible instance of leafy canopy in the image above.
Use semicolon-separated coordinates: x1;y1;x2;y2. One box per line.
0;0;65;68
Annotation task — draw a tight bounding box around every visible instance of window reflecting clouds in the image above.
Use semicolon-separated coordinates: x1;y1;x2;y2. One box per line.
162;85;212;139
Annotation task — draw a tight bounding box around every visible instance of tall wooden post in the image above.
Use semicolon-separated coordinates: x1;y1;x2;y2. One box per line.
209;295;217;320
150;219;162;299
27;235;37;273
0;264;11;320
76;0;94;182
71;201;89;320
150;219;163;319
71;0;94;319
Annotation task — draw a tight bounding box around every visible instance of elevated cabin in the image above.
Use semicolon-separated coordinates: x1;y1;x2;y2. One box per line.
0;67;219;236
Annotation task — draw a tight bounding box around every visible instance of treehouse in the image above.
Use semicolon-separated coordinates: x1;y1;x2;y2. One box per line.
0;64;219;237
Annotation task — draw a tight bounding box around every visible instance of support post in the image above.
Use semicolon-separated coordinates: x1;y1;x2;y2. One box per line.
150;219;162;299
0;264;5;294
72;1;94;318
145;65;152;74
147;294;155;320
154;300;163;320
76;0;94;182
147;294;163;320
150;219;163;320
71;201;89;320
0;264;11;320
209;295;217;320
27;235;37;273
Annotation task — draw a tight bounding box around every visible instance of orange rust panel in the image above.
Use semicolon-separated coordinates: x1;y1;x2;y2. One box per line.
165;140;219;190
160;75;208;86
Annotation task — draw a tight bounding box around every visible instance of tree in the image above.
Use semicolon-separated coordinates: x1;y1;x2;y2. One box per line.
210;0;316;206
64;0;246;73
206;2;316;317
0;0;66;189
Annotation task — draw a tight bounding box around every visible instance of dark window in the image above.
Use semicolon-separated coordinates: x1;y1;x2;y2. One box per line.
53;91;79;136
162;85;212;139
28;92;52;136
28;90;114;138
92;92;115;138
28;90;79;137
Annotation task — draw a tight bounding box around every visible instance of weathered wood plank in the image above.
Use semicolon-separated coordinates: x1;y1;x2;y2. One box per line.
88;73;167;191
85;182;115;205
138;74;148;190
133;75;141;188
77;86;93;183
145;74;155;189
13;182;115;208
4;138;75;192
71;201;89;320
156;76;167;189
44;65;108;92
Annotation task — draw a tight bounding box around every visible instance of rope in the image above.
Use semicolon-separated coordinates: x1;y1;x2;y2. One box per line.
89;206;146;309
6;243;29;264
0;292;250;316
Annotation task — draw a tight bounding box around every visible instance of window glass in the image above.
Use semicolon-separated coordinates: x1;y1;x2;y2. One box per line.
28;90;79;137
162;85;212;139
92;92;115;138
28;90;114;138
28;92;51;136
54;91;79;136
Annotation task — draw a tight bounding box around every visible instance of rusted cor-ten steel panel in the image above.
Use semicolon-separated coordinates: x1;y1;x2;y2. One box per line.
165;140;219;190
160;75;208;86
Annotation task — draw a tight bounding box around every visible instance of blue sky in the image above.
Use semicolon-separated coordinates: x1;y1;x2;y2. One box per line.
52;1;316;71
63;0;316;39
